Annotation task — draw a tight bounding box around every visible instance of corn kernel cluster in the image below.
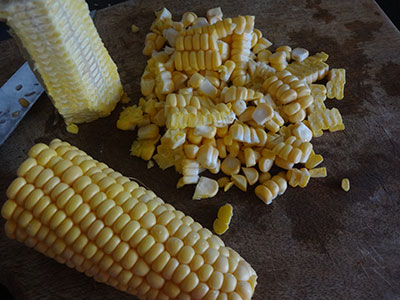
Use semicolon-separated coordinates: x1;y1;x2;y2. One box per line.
118;7;346;210
2;139;257;300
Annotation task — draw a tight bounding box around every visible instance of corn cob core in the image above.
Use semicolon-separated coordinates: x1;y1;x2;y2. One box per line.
1;139;257;300
0;0;123;123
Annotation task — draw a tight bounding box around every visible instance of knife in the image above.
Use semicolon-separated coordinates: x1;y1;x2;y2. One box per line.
0;10;97;146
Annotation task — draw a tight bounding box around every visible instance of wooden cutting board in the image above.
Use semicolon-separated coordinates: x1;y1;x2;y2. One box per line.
1;0;399;299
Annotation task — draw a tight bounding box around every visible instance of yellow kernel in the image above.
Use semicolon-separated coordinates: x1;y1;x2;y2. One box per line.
241;167;258;185
217;204;233;223
61;166;83;185
163;280;180;298
137;235;155;256
17;158;37;177
131;24;140;33
213;218;229;235
341;178;350;192
217;177;230;188
221;156;241;176
140;212;156;229
223;181;234;192
209;271;224;290
120;249;139;269
181;272;199;293
66;123;79;134
178;245;195;264
309;167;327;178
28;143;48;158
1;200;17;220
305;154;324;169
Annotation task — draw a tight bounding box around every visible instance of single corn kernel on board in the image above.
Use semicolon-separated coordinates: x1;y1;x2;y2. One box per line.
1;1;400;300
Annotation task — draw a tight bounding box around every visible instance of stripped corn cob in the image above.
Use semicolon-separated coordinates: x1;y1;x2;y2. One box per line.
1;139;257;300
0;0;123;123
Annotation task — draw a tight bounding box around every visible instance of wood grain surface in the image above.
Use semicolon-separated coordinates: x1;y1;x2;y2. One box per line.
1;0;400;299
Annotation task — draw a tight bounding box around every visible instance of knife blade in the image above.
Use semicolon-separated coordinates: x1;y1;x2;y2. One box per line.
0;10;97;146
0;61;44;145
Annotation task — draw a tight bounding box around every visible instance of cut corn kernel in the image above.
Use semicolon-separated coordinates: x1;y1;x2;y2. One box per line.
231;174;247;192
287;168;310;188
217;177;230;188
259;172;271;184
308;107;345;137
131;24;140;33
213;204;233;235
286;52;329;84
292;48;309;62
66;123;79;135
255;174;287;205
341;178;350;192
221;157;241;176
326;69;346;100
193;177;219;199
2;139;257;299
147;160;155;169
305;153;324;169
223;181;234;192
213;219;228;236
309;167;327;178
242;167;259;185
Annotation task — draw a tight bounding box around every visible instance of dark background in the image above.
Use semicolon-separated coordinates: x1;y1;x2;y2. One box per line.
0;0;399;299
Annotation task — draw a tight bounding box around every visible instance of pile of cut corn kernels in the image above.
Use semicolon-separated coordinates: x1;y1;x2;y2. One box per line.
117;7;346;205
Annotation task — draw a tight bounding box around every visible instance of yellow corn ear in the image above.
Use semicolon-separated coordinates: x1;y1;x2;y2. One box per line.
2;139;257;299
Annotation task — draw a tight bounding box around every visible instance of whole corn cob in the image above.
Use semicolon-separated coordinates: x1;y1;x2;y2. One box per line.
1;139;257;300
0;0;123;123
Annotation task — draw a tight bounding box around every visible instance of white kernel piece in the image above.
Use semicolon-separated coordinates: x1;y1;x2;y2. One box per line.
192;17;209;29
206;7;223;24
292;47;309;62
193;177;219;200
163;28;179;47
292;122;312;142
251;103;273;125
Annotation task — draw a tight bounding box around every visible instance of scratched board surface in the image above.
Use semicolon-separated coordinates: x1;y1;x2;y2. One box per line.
0;0;400;299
